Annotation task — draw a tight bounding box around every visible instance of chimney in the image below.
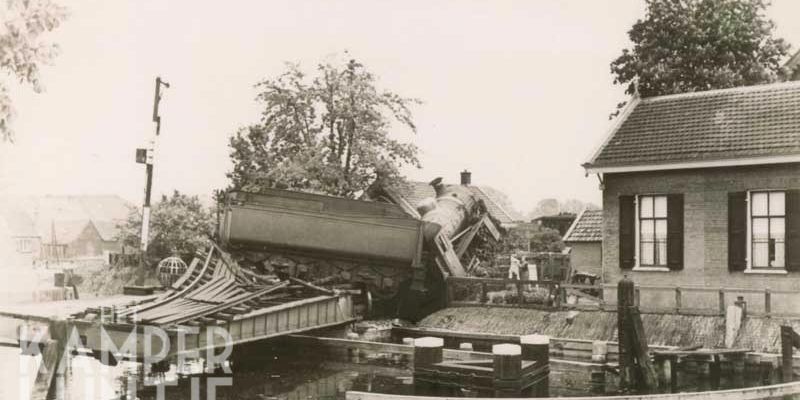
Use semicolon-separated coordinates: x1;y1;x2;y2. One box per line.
460;170;472;186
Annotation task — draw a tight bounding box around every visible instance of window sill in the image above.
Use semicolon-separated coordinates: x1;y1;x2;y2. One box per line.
743;268;788;275
632;266;670;272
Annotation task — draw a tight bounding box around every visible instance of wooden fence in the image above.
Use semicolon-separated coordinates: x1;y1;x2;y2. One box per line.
444;277;800;317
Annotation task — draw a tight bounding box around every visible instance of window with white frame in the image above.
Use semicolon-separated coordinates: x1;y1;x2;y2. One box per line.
638;195;668;267
749;191;785;269
16;238;32;253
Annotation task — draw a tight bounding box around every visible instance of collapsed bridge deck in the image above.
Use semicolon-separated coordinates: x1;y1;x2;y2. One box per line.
72;245;355;359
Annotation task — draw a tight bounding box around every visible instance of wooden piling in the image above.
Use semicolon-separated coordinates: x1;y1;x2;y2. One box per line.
590;371;606;394
492;343;522;397
655;355;677;391
520;334;549;365
617;276;635;388
413;337;443;368
781;325;799;383
520;334;550;398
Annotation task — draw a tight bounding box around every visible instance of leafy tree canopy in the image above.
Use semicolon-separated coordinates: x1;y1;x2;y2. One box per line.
227;56;421;198
611;0;791;103
528;198;599;220
1;0;67;141
118;191;215;262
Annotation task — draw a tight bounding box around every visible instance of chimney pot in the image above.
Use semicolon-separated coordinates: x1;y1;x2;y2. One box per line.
460;170;472;186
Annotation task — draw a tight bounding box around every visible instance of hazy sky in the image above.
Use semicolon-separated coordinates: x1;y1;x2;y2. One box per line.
2;0;800;214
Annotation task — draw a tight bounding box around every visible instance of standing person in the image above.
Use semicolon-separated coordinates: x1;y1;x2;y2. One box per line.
508;256;520;280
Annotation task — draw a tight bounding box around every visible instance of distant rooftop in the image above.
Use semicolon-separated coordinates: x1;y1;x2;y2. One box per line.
563;210;602;243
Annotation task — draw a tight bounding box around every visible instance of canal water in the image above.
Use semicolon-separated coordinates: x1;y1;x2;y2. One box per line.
0;342;783;399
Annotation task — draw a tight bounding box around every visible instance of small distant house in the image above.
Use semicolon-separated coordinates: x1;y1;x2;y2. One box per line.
532;213;577;236
562;209;602;278
21;195;132;261
583;82;800;313
0;206;41;267
41;220;124;260
784;50;800;82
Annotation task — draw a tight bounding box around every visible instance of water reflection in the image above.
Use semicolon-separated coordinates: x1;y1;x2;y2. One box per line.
0;342;786;400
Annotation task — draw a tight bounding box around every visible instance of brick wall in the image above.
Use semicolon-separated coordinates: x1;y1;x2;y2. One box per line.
566;242;602;277
602;163;800;311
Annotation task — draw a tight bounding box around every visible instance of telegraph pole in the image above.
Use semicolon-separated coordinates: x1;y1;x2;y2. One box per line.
136;77;170;257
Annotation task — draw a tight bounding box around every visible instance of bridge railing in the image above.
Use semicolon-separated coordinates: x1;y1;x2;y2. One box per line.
445;276;561;309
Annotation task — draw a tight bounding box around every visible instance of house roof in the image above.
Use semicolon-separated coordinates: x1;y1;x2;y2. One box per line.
41;220;93;244
13;195;132;244
784;50;800;81
562;209;602;243
584;81;800;173
384;181;523;226
92;220;123;241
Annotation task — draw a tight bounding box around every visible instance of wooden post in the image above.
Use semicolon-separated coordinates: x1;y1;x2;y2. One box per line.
493;343;522;398
520;334;549;365
735;296;747;318
765;289;771;317
718;290;725;316
413;337;443;368
656;355;677;391
781;325;796;383
634;287;641;308
590;371;606;394
628;307;659;391
517;281;524;306
675;287;682;314
709;354;721;390
480;282;488;304
617;276;635;388
412;337;443;396
760;361;774;385
520;334;550;398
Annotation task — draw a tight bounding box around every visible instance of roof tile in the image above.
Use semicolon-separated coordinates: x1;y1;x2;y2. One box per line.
588;82;800;168
563;210;602;243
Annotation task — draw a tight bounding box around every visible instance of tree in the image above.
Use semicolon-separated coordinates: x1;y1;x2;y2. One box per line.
227;56;421;198
611;0;790;104
118;191;215;262
528;228;565;253
527;198;599;219
1;0;67;141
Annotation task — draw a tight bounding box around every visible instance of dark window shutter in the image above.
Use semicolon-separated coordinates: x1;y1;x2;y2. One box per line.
619;195;635;270
728;192;747;272
786;190;800;272
667;194;684;270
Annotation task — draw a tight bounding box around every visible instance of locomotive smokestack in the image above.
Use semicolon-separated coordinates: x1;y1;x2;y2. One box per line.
429;177;446;196
460;170;472;186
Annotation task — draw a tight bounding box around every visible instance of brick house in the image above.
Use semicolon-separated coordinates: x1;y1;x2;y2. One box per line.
583;82;800;313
